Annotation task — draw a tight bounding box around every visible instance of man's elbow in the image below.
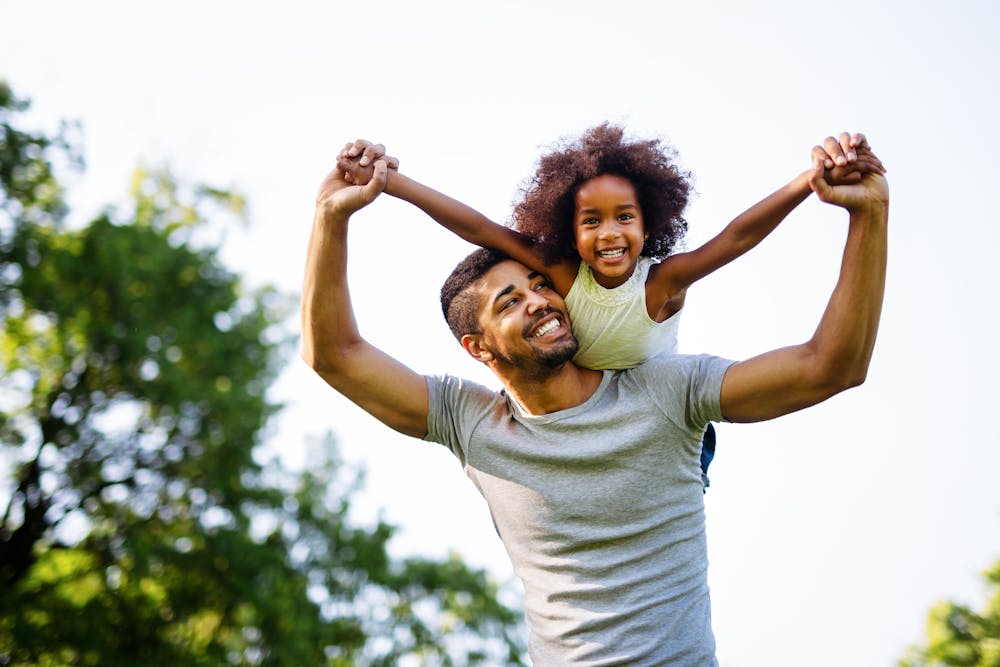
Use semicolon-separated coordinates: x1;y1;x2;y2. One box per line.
300;341;352;378
843;365;869;390
813;356;870;399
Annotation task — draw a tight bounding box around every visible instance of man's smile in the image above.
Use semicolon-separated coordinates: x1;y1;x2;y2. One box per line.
526;311;564;339
532;318;561;337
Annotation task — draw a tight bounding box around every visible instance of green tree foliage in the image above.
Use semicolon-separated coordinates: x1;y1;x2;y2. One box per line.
0;81;525;666
900;560;1000;667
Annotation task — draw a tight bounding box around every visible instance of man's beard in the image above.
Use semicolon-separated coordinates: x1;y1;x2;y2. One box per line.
493;331;579;370
533;336;579;368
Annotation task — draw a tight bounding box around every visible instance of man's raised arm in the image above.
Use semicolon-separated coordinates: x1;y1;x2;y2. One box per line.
301;158;430;438
719;136;890;423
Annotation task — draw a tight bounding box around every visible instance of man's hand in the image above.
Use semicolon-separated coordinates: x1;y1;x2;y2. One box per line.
815;132;886;186
810;133;889;211
810;157;889;212
315;157;389;220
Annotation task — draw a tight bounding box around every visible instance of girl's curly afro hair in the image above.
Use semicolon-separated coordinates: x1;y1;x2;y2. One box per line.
513;123;692;265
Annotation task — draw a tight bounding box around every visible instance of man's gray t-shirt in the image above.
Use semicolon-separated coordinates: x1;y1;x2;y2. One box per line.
425;353;734;666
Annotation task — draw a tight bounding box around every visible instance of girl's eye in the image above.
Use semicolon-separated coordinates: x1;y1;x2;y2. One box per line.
618;213;634;222
580;217;598;226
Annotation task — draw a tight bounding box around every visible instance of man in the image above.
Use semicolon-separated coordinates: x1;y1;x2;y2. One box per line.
301;136;888;666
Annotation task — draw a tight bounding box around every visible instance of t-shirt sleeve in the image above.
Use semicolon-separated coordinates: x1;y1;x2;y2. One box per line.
633;353;735;431
423;374;499;466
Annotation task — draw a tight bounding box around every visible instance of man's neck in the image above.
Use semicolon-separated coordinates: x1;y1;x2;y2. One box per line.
497;362;604;416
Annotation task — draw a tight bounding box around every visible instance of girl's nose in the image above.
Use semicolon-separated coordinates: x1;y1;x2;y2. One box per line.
598;224;620;240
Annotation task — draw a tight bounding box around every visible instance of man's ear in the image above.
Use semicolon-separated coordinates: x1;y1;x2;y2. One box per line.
461;333;493;363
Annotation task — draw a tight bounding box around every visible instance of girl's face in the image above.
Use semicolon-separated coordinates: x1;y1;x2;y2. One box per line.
572;174;647;289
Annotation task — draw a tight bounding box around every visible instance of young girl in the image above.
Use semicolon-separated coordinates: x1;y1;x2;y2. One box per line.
338;125;882;487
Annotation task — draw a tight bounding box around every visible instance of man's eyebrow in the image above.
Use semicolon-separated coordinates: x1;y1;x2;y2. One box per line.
492;284;515;308
492;270;547;305
491;272;544;308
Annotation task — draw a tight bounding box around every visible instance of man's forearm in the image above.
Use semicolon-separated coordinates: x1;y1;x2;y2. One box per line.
809;197;889;388
302;159;431;438
300;209;359;374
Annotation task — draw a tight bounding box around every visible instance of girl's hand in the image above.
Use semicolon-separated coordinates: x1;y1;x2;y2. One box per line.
338;154;376;187
338;139;399;186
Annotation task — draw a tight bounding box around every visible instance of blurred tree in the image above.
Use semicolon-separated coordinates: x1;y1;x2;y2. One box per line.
899;559;1000;667
0;81;524;666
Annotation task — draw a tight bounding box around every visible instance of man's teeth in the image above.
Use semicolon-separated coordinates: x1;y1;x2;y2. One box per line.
534;319;560;337
598;248;626;258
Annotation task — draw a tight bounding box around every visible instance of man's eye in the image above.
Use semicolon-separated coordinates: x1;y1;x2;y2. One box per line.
500;297;518;311
534;281;550;292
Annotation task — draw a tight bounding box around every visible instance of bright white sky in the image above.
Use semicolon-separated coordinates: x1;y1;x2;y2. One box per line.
4;1;1000;664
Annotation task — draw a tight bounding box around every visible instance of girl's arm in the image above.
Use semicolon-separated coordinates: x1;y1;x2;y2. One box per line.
340;155;578;296
652;170;813;292
646;139;884;319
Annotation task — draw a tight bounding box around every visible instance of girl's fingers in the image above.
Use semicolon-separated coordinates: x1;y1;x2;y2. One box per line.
812;144;835;169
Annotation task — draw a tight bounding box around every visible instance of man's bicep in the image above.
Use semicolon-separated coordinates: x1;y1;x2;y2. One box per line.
312;342;429;438
719;344;834;423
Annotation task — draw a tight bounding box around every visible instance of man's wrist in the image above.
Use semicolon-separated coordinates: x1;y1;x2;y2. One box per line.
847;198;889;225
315;203;351;230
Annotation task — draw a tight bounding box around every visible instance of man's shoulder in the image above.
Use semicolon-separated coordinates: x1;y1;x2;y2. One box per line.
619;354;734;426
426;372;508;415
427;372;501;397
424;373;511;452
621;353;736;399
625;352;732;376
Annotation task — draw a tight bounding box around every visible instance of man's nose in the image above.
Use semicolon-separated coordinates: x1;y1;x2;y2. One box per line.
526;290;549;313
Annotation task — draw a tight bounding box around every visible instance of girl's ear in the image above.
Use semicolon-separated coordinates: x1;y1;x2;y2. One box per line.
461;333;493;363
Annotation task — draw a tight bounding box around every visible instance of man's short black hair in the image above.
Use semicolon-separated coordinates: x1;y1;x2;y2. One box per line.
440;248;510;341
